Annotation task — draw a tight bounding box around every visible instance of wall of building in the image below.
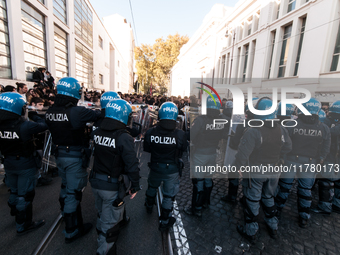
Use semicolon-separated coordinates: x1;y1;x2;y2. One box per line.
0;0;134;93
171;0;340;102
103;14;135;93
171;4;233;97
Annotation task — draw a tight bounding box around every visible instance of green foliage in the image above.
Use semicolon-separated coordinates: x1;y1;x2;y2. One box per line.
134;33;189;94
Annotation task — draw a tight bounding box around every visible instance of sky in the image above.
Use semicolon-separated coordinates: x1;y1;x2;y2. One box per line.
90;0;239;46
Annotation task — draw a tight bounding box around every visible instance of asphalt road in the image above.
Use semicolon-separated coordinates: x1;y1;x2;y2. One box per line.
0;151;163;255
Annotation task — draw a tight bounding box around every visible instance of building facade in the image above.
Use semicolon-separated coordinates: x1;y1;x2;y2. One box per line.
0;0;134;92
170;4;233;97
103;14;135;93
171;0;340;102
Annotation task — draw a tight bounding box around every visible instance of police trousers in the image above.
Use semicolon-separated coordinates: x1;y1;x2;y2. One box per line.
275;155;317;219
6;167;38;231
316;161;340;212
146;170;180;223
56;157;88;214
92;189;123;255
242;173;279;236
191;153;215;210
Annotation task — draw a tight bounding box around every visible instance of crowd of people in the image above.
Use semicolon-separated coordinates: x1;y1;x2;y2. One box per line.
83;90;191;109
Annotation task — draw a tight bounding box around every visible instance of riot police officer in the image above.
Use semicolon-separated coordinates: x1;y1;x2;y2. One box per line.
318;109;326;123
92;91;120;131
233;97;292;242
221;98;257;204
235;98;292;242
275;98;331;228
94;91;141;138
90;99;140;255
184;95;229;217
144;102;187;231
312;101;340;215
45;77;100;243
0;92;48;235
276;102;295;122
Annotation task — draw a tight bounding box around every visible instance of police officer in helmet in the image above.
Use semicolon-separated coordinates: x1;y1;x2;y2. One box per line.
93;91;120;131
318;109;327;123
90;98;140;255
312;100;340;215
94;91;141;138
221;98;257;204
144;102;187;231
235;98;292;242
185;95;229;217
275;98;331;227
0;92;48;235
45;77;100;243
276;102;295;122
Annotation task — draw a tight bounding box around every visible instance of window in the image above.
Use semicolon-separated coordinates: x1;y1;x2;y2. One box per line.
38;0;44;4
53;0;67;24
216;58;220;81
54;25;68;82
221;55;226;82
227;31;232;47
254;11;260;32
235;47;241;81
247;19;252;36
75;40;93;88
118;60;120;67
0;0;11;79
225;53;230;83
239;25;243;41
294;17;307;76
287;0;296;13
99;74;103;84
331;22;340;72
276;2;280;19
74;0;93;47
268;30;276;79
99;36;103;49
250;40;256;80
278;25;292;78
242;45;249;82
21;0;47;81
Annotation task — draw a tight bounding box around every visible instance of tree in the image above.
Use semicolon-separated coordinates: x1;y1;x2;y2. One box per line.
134;33;189;94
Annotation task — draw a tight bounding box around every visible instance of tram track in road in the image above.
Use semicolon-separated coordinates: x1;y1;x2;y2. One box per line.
30;185;87;255
31;213;63;255
157;186;174;255
31;185;176;255
29;169;172;255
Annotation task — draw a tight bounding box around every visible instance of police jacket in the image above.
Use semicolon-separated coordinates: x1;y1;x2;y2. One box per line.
90;118;140;191
144;120;187;172
234;122;292;169
324;117;340;163
92;110;105;132
229;120;265;150
190;112;229;154
45;96;100;150
229;122;248;150
29;111;46;150
287;116;330;160
0;113;48;170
